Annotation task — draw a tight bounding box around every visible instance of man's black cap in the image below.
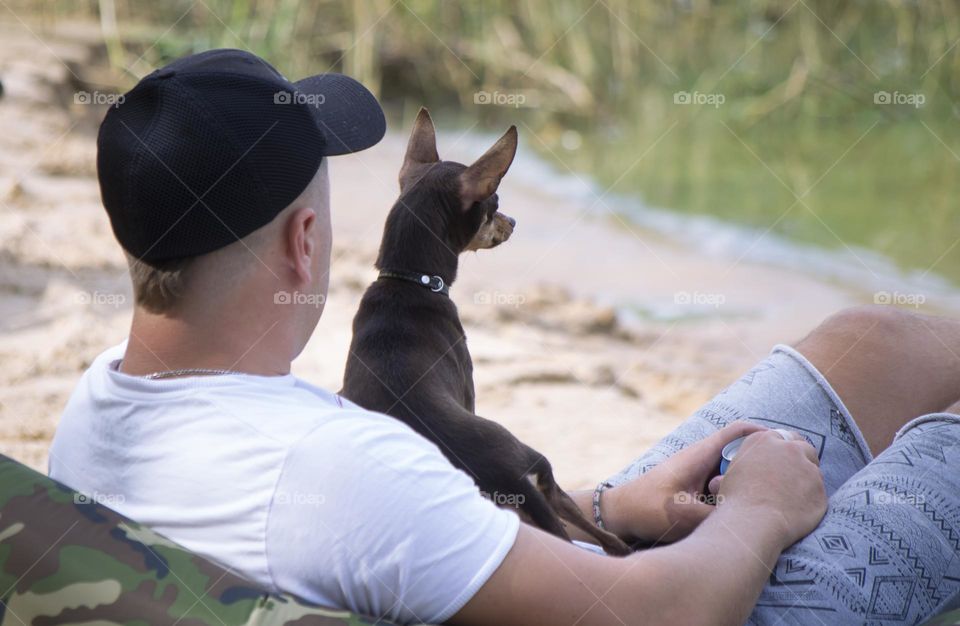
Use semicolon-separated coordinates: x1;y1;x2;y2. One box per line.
97;49;386;263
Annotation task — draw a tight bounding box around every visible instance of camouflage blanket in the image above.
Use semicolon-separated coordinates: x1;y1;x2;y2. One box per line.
0;454;407;625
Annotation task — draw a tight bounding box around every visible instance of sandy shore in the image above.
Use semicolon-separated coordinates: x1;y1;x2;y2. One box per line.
0;22;881;488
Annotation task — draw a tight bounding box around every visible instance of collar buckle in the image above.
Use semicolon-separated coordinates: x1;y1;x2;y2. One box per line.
423;275;445;293
378;269;450;296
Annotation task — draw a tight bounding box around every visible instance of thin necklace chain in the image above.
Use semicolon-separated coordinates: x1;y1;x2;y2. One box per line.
141;368;243;380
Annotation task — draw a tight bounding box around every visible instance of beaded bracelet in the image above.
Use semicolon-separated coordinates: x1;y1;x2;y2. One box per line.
592;480;613;530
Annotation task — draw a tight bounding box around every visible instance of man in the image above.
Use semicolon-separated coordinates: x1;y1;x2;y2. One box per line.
50;49;960;625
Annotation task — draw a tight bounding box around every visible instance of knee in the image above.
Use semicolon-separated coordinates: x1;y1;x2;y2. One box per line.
804;305;916;350
821;304;915;336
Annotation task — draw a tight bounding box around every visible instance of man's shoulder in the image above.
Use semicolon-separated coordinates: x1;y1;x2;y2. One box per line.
57;340;448;484
58;341;430;460
266;396;517;626
286;399;443;466
199;372;441;465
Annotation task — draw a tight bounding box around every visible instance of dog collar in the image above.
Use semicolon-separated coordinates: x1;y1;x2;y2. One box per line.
378;269;450;296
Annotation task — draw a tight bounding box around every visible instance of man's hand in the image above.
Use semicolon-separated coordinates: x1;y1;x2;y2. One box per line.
717;429;828;548
602;421;768;543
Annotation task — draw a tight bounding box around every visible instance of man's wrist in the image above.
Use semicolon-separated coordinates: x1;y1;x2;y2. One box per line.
598;483;640;542
714;500;792;554
568;487;640;544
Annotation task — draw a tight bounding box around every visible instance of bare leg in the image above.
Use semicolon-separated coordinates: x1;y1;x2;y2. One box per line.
794;305;960;456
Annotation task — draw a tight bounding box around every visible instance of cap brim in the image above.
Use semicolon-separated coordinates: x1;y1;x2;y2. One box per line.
294;73;386;156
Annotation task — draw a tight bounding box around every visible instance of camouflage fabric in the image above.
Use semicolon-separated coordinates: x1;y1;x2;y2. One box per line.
0;454;409;625
922;591;960;626
924;609;960;626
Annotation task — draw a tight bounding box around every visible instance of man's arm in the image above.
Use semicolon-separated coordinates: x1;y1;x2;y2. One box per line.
453;429;826;625
454;504;785;626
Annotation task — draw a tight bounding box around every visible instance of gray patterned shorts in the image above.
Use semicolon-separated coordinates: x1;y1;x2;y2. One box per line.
605;345;960;625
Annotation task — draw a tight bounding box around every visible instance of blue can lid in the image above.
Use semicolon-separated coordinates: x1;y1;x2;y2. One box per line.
719;436;747;475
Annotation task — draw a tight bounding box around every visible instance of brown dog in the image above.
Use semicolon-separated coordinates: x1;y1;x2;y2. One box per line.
341;108;630;556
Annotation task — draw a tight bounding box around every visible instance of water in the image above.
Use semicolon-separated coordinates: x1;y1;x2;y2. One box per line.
438;115;960;314
536;112;959;287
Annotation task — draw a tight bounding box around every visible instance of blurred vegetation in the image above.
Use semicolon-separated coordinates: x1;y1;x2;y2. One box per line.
23;1;960;116
14;0;960;283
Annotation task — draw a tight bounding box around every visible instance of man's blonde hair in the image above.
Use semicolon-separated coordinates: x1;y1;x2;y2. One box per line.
124;206;288;313
125;254;195;313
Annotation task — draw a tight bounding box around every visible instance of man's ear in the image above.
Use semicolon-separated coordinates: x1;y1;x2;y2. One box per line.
399;107;439;186
285;207;317;284
459;126;517;210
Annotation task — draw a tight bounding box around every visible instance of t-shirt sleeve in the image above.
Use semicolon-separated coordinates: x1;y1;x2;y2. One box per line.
265;412;520;625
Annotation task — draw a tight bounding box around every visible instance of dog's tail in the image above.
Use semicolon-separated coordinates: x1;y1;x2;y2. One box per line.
528;455;633;557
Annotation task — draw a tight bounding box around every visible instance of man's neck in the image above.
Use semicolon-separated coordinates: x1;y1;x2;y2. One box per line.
120;306;293;377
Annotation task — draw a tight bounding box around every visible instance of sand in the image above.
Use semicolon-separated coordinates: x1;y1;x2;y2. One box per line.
0;20;878;489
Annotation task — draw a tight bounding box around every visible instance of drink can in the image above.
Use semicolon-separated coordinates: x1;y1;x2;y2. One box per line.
720;436;746;475
720;429;794;474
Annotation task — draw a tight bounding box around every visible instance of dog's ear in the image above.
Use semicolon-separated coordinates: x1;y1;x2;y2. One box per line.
399;107;439;186
459;126;517;210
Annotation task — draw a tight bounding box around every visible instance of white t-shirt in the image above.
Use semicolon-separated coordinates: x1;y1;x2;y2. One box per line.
49;343;519;625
